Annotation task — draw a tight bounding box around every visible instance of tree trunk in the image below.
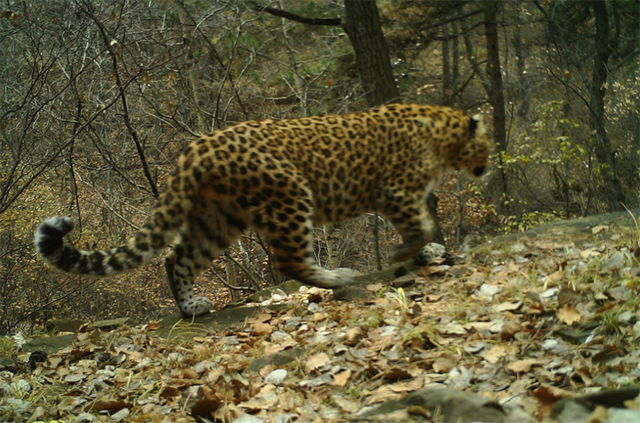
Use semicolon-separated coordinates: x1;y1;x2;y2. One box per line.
634;0;640;154
342;0;400;106
484;1;509;205
512;22;529;118
177;7;209;133
589;1;625;211
452;23;460;89
442;25;452;106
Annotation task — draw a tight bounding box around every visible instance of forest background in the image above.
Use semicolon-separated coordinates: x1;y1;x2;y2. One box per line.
0;0;638;336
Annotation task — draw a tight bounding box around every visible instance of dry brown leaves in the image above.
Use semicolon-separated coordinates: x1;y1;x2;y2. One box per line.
3;228;640;422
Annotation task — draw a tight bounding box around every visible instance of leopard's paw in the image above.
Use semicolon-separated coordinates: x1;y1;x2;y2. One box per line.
310;267;356;289
179;296;214;318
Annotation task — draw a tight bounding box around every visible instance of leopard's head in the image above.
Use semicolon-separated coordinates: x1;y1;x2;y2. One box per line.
453;114;491;178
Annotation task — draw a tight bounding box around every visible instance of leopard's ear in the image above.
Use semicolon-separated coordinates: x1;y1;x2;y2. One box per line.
469;114;486;137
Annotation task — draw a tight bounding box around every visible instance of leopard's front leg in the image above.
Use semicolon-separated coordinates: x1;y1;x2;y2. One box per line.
377;188;436;262
256;185;355;289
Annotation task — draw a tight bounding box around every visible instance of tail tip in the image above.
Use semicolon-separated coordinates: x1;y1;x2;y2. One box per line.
35;216;74;254
41;216;74;233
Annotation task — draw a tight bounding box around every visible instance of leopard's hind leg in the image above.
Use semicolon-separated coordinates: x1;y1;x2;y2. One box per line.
165;239;217;317
166;199;247;317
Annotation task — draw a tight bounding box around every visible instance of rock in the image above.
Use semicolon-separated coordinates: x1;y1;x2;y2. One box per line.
48;319;84;333
264;369;288;385
299;373;332;388
604;252;626;271
233;414;264;423
358;386;507;423
477;284;501;298
248;347;306;372
22;334;77;354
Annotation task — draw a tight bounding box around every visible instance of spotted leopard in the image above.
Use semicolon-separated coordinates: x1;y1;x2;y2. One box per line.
35;103;490;317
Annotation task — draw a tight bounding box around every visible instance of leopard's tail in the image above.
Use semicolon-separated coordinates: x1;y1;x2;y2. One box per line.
34;214;179;277
35;148;203;276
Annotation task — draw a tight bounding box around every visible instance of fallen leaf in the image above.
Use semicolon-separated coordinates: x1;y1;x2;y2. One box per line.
594;292;609;301
500;321;522;341
253;313;273;323
251;321;274;336
547;270;564;283
85;399;133;413
305;352;330;372
207;367;226;384
78;322;94;333
238;391;279;411
532;385;572;415
64;374;86;383
366;283;384;291
494;301;523;312
464;322;494;332
331;369;351;386
507;359;548;374
345;327;365;345
160;386;181;398
557;306;582;325
437;322;466;335
483;345;507;364
581;249;600;259
592;225;608;234
191;399;222;418
523;303;545;315
383;367;411;380
182;368;199;379
432;355;457;373
388;376;425;392
332;394;360;413
364;385;403;406
425;294;443;302
144;322;161;331
633;322;640;339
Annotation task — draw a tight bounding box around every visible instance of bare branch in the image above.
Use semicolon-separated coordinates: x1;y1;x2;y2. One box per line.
247;1;342;26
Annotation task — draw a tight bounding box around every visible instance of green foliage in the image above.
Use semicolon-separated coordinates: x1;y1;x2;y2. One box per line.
0;336;16;361
403;321;439;349
600;309;623;336
384;286;409;313
503;100;585;167
501;211;561;234
497;99;593;220
368;310;384;329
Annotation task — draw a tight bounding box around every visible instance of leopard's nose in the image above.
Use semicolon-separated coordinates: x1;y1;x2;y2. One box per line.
473;166;486;177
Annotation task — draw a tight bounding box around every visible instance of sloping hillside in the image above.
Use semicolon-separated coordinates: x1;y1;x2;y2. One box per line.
3;211;640;422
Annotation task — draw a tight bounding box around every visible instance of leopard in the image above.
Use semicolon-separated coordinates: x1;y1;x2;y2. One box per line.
35;103;490;317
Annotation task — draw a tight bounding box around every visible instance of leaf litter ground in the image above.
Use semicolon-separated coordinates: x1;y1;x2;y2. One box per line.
2;218;640;423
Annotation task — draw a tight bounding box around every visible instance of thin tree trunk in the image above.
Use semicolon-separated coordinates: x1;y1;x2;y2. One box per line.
484;1;508;205
442;25;452;106
513;23;529;118
452;23;460;89
589;1;625;211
